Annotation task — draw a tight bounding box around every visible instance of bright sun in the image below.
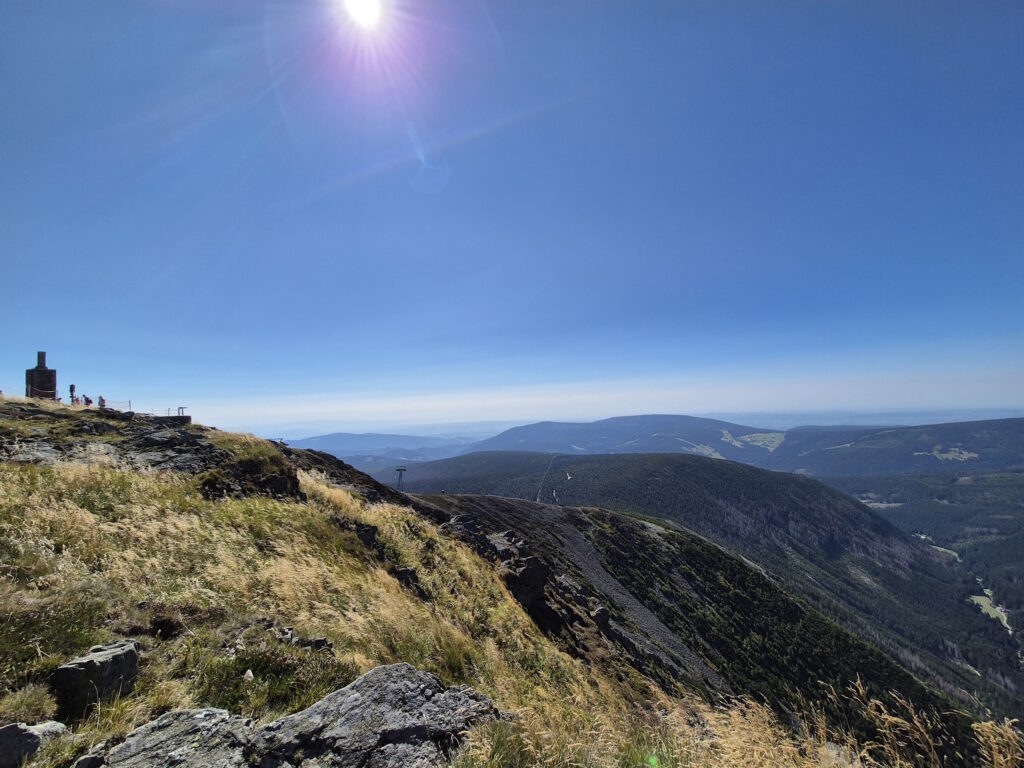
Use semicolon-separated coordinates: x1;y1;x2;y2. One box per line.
344;0;381;29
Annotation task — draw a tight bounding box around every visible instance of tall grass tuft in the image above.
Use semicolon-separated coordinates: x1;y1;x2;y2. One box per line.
0;683;57;724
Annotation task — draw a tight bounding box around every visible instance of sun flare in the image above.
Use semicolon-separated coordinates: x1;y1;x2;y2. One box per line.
343;0;381;30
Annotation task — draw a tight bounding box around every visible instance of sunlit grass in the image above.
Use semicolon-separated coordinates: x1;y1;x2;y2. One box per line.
0;452;1020;768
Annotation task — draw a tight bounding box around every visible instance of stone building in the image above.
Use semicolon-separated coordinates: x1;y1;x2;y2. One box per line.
25;351;57;399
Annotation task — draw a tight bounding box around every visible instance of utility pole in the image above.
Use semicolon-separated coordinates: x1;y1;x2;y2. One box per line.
395;466;407;492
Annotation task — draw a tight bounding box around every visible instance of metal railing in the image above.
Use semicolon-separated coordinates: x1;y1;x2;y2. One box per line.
11;393;187;418
25;386;58;398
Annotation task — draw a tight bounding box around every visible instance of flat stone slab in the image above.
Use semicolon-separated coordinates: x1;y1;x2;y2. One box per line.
73;663;500;768
2;441;62;464
254;662;500;767
73;709;250;768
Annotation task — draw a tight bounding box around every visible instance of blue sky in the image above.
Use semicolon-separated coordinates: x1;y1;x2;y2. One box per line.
2;1;1022;432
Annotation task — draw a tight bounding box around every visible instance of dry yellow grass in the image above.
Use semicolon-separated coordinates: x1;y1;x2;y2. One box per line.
0;456;1020;768
0;682;57;724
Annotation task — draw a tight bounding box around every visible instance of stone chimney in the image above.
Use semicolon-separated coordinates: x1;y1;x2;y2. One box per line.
26;351;57;399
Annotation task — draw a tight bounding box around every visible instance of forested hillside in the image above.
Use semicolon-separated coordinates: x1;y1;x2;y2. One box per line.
393;450;1024;716
830;470;1024;632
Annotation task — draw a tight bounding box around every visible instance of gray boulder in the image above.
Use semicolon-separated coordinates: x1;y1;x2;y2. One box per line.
71;663;500;768
72;709;251;768
254;662;500;767
3;441;61;465
51;640;141;719
0;721;66;768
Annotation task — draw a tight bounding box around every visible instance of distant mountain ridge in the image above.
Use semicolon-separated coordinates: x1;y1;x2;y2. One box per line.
288;432;473;462
468;415;765;459
306;414;1024;476
464;415;1024;476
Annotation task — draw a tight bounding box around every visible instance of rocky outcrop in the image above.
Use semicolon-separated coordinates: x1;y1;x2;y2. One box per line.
197;460;303;501
0;721;66;768
50;640;141;719
1;440;62;464
255;663;500;767
431;495;733;695
71;709;250;768
0;402;311;501
72;663;500;768
391;565;429;600
0;401;414;509
129;428;226;475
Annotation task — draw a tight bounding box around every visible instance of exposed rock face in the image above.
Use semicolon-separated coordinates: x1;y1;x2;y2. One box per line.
73;709;250;768
0;401;414;509
434;496;726;694
0;721;66;768
51;640;141;719
197;460;303;501
129;428;224;474
72;664;500;768
255;663;499;767
0;402;307;501
391;565;429;600
3;440;63;464
0;404;226;474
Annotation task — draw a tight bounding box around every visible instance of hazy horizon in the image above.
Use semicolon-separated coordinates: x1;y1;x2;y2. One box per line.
240;406;1024;442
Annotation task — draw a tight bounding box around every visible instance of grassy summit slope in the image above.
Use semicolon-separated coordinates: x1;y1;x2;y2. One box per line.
0;399;1021;767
